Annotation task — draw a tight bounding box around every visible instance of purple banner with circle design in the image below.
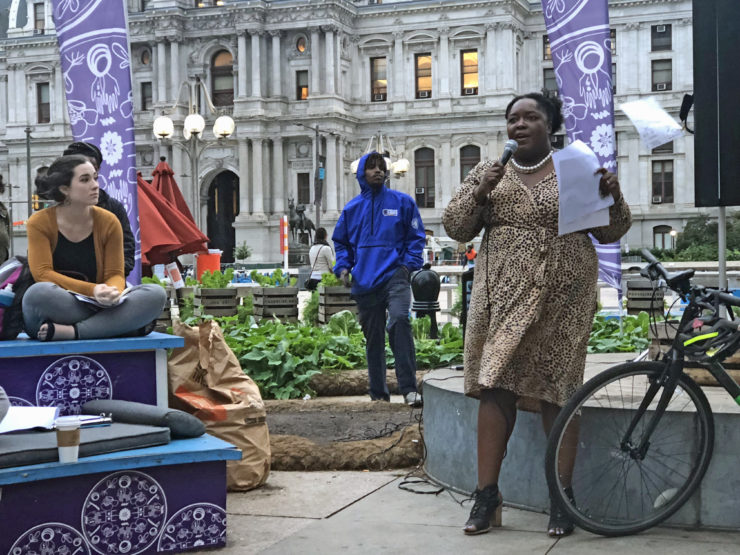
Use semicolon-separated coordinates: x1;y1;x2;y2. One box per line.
51;0;140;282
541;0;622;295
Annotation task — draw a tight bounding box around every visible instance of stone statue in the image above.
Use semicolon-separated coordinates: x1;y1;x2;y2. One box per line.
287;197;315;245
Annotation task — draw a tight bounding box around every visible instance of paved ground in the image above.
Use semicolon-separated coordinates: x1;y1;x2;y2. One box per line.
199;470;740;554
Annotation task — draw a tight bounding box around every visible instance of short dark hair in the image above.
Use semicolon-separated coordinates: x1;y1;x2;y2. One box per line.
364;152;387;172
35;155;92;203
63;142;103;170
315;227;328;243
505;92;564;134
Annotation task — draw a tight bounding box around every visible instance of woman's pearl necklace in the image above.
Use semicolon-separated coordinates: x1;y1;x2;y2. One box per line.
510;150;554;174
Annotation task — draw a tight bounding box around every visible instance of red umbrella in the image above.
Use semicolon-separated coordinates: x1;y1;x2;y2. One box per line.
137;174;209;266
151;157;195;223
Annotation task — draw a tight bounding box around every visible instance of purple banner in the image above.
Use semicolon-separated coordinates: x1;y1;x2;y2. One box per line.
52;0;140;282
542;0;622;295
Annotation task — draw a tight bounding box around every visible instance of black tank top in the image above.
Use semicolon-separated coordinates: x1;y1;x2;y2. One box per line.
53;232;97;283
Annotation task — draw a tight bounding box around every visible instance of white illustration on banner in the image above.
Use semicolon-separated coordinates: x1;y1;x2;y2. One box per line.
545;0;566;19
68;100;99;136
9;522;91;555
589;124;614;158
87;44;120;114
8;396;34;406
36;356;112;415
63;51;86;94
574;41;611;109
120;90;134;118
100;131;124;166
591;110;610;120
111;41;130;71
82;471;167;555
561;95;588;132
157;503;227;551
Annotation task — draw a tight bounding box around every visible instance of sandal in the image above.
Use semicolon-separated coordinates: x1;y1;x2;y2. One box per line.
37;320;56;342
463;484;503;535
548;486;576;537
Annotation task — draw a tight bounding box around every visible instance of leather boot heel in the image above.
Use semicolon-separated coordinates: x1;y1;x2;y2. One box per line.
463;484;503;535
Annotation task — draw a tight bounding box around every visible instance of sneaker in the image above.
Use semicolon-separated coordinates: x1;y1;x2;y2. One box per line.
404;391;423;407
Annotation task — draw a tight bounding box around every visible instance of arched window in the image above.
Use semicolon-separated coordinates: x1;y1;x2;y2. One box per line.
211;50;234;106
414;148;435;208
653;225;675;250
460;145;480;181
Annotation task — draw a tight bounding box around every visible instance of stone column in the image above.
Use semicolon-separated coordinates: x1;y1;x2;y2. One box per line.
238;138;249;214
499;24;516;94
54;64;65;124
310;27;321;96
6;68;14;124
623;23;640;94
170;40;180;100
392;32;404;100
484;23;496;94
337;138;346;210
0;75;6;129
324;26;336;95
237;31;247;97
251;32;262;98
326;135;338;211
273;137;285;214
156;39;167;102
252;138;264;214
439;27;450;97
441;138;452;207
270;31;282;97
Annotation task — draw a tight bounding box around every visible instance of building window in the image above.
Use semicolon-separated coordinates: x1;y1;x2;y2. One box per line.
652;160;673;204
36;82;50;123
33;3;44;33
609;28;616;56
652;141;674;154
460;145;480;181
460;50;478;96
414;147;435;208
415;53;432;99
211;50;233;106
651;24;672;51
543;35;551;60
141;82;152;111
653;225;675;250
195;1;225;7
611;62;617;94
297;173;310;205
370;57;387;101
296;36;307;53
296;70;308;100
543;68;557;96
141;48;151;66
651;59;672;91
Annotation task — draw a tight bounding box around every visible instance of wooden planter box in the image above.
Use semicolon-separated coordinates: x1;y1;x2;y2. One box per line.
625;279;665;315
194;288;238;317
318;285;358;324
649;322;740;385
155;303;172;332
252;287;299;321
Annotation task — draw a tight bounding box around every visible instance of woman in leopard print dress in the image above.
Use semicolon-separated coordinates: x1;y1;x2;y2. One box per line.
443;93;631;537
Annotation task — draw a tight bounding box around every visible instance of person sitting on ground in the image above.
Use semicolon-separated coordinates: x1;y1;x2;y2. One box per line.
22;155;166;341
62;142;136;277
306;227;334;290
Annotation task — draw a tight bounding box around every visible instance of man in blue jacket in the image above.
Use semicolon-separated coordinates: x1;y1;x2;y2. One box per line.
333;152;426;406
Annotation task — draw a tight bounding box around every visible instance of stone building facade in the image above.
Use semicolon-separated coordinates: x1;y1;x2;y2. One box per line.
0;0;698;262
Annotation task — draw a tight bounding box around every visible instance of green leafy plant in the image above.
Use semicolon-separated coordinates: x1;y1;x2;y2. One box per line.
302;290;320;325
185;276;199;287
249;268;296;287
320;272;342;286
199;268;234;288
178;292;195;321
588;312;650;353
142;275;167;288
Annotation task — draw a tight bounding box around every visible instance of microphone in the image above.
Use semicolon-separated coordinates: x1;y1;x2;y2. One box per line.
499;139;519;166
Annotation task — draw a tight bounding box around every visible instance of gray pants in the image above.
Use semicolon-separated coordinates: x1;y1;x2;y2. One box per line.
22;282;167;340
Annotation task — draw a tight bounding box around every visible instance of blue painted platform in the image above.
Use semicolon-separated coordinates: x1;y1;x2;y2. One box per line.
0;331;183;357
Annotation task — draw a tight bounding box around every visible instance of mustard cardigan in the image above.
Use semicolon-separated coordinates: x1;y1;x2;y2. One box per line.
26;205;126;296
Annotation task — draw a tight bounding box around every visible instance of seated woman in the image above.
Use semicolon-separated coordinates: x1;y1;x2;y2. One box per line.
23;155;167;341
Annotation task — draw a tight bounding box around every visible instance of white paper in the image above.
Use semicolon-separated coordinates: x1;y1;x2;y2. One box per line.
619;97;683;150
71;286;133;308
554;140;614;235
0;406;59;434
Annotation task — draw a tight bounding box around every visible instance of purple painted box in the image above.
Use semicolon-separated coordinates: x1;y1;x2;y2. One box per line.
0;436;241;554
0;333;183;414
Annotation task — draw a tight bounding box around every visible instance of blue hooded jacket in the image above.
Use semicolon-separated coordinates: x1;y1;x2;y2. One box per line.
333;152;426;295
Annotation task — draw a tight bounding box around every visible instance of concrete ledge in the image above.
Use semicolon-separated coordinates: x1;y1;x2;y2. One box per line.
422;365;740;530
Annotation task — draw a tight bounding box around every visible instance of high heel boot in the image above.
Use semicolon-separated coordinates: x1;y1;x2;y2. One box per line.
463;484;503;535
548;486;575;537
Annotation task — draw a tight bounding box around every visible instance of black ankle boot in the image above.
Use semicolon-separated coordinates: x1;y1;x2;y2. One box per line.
463;484;503;535
548;486;575;537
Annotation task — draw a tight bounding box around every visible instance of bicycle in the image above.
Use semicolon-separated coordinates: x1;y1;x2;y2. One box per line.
544;248;740;536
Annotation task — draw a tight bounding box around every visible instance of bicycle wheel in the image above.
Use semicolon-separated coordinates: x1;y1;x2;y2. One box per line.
545;361;714;536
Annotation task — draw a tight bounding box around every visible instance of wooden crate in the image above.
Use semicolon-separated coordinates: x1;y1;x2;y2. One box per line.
318;285;357;324
155;304;172;332
252;287;299;321
194;288;238;317
626;279;665;315
649;322;740;385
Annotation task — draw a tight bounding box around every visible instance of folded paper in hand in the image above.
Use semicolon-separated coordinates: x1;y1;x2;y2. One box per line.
71;286;134;308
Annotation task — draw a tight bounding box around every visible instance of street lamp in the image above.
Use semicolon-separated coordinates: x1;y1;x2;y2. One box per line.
152;78;235;229
350;132;410;179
